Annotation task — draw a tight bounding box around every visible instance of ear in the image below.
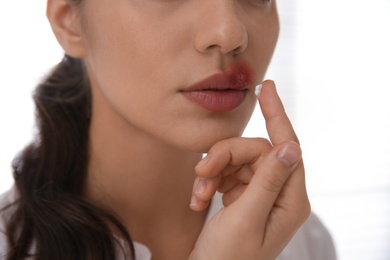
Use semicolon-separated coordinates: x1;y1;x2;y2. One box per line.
47;0;86;58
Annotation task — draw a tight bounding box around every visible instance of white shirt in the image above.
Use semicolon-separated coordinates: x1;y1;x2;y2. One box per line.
0;187;337;259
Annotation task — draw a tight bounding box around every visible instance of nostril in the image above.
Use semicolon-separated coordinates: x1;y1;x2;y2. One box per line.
231;45;244;55
206;44;220;51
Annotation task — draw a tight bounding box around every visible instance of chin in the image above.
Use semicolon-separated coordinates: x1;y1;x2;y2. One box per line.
182;128;246;154
157;103;255;153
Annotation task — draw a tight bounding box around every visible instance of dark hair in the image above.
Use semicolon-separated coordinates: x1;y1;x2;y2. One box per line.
2;55;135;259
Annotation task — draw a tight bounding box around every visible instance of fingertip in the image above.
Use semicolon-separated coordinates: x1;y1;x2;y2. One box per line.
261;79;276;89
195;154;210;169
194;178;207;195
190;195;199;210
194;156;212;179
258;80;278;110
255;80;274;99
259;80;277;99
190;196;210;211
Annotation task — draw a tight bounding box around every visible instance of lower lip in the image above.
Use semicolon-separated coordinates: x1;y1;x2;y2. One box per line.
181;90;247;112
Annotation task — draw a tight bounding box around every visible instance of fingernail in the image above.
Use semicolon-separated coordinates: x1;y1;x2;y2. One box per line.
190;195;198;206
254;84;262;97
195;178;207;194
277;141;302;167
196;154;210;168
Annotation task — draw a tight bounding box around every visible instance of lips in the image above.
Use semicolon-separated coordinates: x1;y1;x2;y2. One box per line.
180;63;254;112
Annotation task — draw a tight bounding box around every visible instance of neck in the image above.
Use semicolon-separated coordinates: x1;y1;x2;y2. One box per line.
83;102;205;246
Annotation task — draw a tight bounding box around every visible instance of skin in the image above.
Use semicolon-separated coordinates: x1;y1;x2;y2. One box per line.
47;0;310;259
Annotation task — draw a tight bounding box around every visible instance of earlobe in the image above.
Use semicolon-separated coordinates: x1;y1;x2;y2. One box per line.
46;0;86;58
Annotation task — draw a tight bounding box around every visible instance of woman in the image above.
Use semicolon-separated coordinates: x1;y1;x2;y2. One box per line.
0;0;336;259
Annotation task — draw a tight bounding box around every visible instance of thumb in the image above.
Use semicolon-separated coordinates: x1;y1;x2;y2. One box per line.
235;141;302;227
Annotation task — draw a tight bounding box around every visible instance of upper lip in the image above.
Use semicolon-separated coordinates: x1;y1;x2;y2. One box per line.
181;63;253;92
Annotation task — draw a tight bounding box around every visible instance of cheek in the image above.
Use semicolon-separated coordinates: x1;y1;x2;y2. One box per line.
81;3;157;76
247;13;280;80
81;4;189;101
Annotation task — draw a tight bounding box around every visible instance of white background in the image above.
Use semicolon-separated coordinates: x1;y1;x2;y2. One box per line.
1;1;390;259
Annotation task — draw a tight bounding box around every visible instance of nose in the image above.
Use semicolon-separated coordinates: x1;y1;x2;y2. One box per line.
194;0;248;55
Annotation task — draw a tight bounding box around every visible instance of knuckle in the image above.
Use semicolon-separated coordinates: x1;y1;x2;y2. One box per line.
262;170;289;193
291;197;311;227
212;137;239;148
252;137;273;149
301;198;312;222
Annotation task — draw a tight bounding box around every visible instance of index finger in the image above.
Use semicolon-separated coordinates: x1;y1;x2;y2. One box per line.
259;80;299;146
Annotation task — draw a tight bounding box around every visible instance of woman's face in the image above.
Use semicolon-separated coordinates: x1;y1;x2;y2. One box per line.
79;0;279;152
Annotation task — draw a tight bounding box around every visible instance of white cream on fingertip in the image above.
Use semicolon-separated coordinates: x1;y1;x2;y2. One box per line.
254;84;262;97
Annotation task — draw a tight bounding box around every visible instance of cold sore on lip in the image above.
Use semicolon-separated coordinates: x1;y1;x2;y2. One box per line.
181;62;254;112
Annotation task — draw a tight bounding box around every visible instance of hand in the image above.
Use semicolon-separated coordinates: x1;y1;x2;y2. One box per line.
189;80;310;260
